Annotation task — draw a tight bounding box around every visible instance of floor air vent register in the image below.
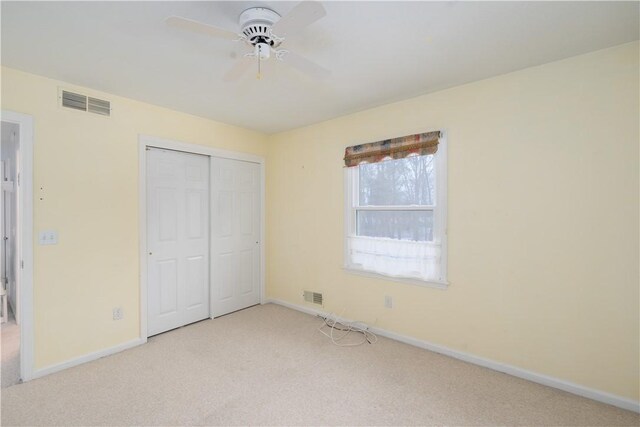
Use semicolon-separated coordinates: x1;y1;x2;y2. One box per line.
303;291;323;305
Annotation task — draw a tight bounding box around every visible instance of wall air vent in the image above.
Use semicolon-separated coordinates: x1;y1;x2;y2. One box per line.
88;97;111;116
60;90;111;116
61;90;87;111
303;291;323;305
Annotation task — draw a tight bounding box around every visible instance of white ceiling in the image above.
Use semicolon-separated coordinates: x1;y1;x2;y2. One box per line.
1;1;638;134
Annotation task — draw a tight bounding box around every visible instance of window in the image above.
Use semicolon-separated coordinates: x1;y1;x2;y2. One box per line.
344;134;447;286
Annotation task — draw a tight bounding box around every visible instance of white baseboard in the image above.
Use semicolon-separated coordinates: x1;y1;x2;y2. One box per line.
25;337;146;381
265;298;640;413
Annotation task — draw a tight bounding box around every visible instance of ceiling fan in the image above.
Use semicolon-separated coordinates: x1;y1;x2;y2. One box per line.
166;1;331;81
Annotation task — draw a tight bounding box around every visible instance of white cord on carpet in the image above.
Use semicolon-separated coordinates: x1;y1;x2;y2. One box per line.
317;313;378;347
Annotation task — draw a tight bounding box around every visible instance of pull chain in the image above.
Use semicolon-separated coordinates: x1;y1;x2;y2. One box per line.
257;45;262;80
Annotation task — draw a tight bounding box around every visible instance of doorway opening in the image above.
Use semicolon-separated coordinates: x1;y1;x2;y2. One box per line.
1;111;34;386
1;121;20;387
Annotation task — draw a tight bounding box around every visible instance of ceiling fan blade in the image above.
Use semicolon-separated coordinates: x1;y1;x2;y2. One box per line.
271;1;326;36
282;51;331;80
223;57;254;82
165;16;238;40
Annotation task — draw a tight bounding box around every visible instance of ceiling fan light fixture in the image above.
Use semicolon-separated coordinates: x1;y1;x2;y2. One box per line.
255;43;271;60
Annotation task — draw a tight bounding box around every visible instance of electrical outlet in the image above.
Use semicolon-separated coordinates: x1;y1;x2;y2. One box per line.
384;295;393;309
112;307;123;321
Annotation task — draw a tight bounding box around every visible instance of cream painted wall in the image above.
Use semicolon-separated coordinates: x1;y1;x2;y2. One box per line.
1;67;268;369
266;42;639;401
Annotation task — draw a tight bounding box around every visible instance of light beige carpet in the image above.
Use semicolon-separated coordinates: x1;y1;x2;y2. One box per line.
1;304;638;426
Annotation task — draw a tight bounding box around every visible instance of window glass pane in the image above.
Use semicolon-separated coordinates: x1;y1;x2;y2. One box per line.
356;210;434;242
358;155;435;206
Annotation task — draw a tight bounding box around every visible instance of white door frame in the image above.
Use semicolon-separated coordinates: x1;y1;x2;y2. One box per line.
138;134;265;339
1;110;35;382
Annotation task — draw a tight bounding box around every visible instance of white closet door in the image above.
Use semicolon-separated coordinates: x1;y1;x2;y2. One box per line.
211;158;260;317
147;148;210;336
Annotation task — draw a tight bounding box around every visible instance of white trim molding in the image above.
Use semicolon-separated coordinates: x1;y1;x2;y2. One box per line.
1;110;35;382
265;298;640;414
138;134;266;339
343;266;449;289
30;338;145;380
139;134;264;164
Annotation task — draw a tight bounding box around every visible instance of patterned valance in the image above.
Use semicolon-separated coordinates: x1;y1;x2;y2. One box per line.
344;131;441;167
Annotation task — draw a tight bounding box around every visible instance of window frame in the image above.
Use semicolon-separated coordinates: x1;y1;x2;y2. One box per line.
343;134;448;289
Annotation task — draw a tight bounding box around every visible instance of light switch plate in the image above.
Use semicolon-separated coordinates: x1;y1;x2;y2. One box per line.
39;230;58;245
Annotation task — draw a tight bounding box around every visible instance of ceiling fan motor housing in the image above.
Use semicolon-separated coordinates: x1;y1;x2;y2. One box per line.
239;7;282;48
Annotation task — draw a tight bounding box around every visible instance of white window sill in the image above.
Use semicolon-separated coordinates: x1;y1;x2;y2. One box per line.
343;267;449;290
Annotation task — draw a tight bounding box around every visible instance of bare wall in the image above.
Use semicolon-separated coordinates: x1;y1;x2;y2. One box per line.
266;42;639;401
